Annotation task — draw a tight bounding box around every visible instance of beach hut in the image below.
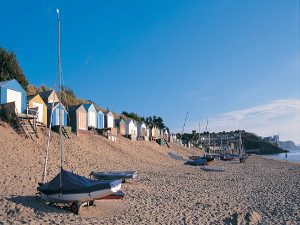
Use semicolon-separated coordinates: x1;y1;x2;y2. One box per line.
163;129;169;142
0;79;27;113
68;104;88;134
27;94;47;125
97;109;104;129
104;111;115;128
151;126;160;140
125;119;137;136
137;122;147;138
83;103;97;129
170;133;177;143
115;118;126;135
146;126;150;141
39;90;59;104
47;102;68;128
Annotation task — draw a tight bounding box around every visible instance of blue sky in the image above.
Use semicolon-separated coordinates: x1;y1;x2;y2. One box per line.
1;1;299;142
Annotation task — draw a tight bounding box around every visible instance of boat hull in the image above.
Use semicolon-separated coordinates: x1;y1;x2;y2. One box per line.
39;179;122;203
91;171;137;180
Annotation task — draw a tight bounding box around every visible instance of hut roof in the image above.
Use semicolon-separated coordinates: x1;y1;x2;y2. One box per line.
104;111;114;116
115;118;125;124
39;90;54;99
83;103;98;112
68;104;83;112
46;102;67;112
0;79;11;86
27;94;37;101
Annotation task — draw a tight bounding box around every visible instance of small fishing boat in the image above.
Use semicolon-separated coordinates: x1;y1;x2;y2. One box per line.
90;171;137;182
189;155;214;163
185;158;207;166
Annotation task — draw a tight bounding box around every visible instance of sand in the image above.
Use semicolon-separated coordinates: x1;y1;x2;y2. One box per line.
0;122;299;224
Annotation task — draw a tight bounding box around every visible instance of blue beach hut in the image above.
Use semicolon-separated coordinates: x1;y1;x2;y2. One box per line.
97;109;104;129
47;102;68;128
0;79;27;113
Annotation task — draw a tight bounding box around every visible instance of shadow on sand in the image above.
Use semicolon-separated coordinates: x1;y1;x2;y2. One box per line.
8;195;70;214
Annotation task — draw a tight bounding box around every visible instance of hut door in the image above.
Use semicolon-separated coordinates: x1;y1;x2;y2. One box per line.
78;112;86;130
55;108;64;126
7;89;22;113
55;108;59;125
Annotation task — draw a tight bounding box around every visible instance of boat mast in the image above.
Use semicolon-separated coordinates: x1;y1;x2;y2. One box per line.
198;122;201;146
42;85;56;183
181;111;188;143
56;9;63;186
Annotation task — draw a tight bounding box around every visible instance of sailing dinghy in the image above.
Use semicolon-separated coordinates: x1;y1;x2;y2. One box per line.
37;9;123;214
38;169;122;203
90;171;137;182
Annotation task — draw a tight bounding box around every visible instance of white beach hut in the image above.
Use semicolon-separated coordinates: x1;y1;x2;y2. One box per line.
105;111;115;128
137;122;147;137
125;119;137;137
83;103;97;128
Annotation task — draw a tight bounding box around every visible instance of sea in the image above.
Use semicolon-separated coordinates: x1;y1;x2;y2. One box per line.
262;146;300;163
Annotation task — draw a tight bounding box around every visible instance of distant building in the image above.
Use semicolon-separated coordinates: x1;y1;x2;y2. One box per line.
263;135;279;144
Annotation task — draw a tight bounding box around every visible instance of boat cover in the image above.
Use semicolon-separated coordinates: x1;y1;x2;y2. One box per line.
90;171;137;180
38;169;114;195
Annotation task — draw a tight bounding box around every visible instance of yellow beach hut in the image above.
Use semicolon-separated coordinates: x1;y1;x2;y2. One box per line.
27;94;47;125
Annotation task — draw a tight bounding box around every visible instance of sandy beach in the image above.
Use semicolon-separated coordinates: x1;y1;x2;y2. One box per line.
0;123;299;224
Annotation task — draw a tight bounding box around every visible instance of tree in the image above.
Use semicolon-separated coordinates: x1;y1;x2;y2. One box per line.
122;111;142;123
0;47;29;90
144;115;168;131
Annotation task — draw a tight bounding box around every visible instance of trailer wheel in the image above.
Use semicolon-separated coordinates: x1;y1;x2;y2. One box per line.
71;202;79;214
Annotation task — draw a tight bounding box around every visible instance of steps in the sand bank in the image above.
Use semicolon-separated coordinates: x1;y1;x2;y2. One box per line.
17;115;39;140
96;127;118;141
0;102;39;140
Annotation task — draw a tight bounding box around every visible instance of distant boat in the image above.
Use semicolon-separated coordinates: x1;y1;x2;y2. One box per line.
90;171;138;182
201;166;224;172
185;158;207;166
189;155;214;163
220;153;234;161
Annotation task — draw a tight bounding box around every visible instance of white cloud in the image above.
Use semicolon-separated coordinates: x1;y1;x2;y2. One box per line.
188;98;300;144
